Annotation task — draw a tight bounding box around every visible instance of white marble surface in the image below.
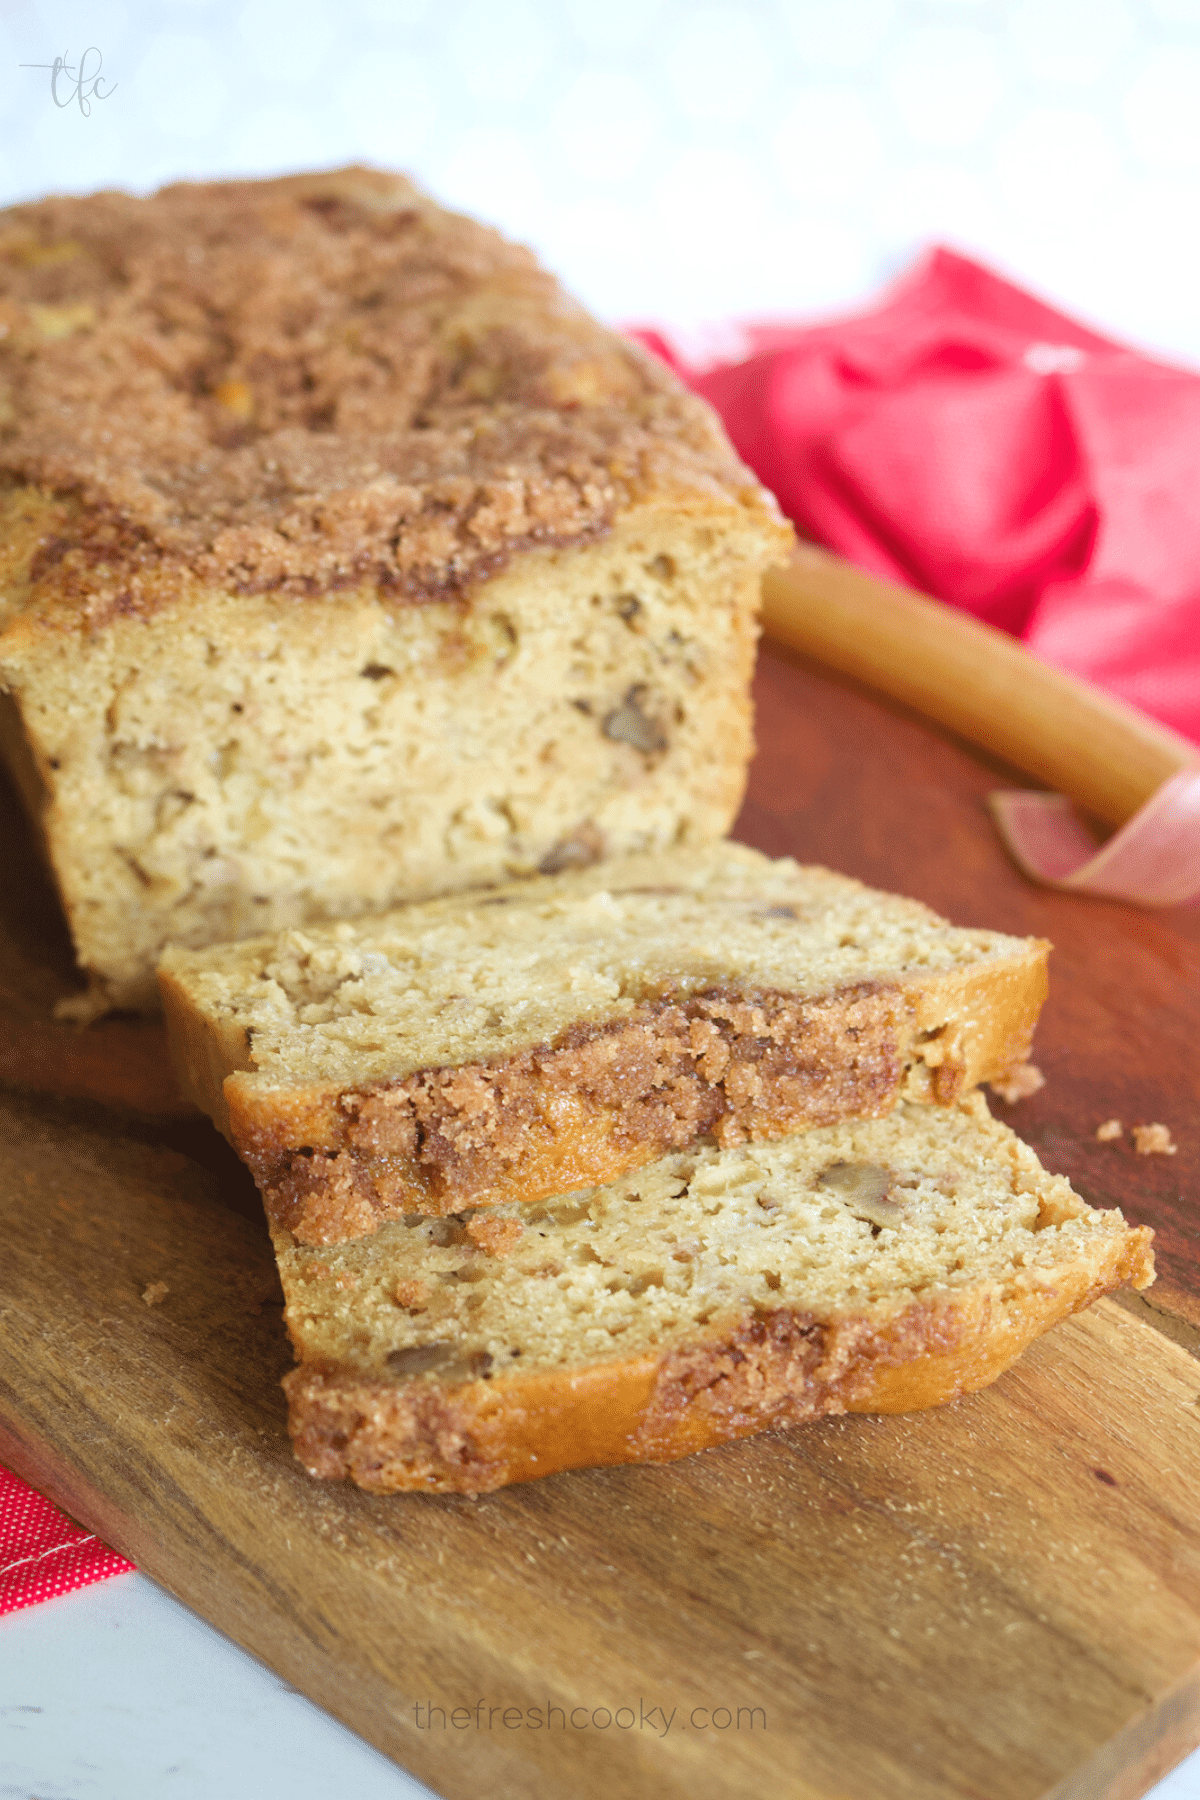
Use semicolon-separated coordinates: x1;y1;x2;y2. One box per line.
1;1573;434;1800
1;1569;1198;1799
3;0;1200;363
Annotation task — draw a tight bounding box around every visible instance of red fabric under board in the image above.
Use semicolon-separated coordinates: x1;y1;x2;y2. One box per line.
632;249;1200;746
0;1464;133;1616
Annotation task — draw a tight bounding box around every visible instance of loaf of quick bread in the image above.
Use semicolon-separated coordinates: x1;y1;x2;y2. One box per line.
159;843;1049;1245
274;1096;1154;1494
0;167;791;1015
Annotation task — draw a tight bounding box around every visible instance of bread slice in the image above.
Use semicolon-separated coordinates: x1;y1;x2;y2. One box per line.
159;843;1049;1245
0;167;790;1016
275;1095;1153;1495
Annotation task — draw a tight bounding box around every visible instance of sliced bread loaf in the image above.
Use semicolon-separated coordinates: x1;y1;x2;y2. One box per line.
276;1096;1153;1494
159;844;1049;1246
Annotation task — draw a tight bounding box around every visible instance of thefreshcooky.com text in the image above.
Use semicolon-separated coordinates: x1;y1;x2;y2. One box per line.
412;1698;766;1737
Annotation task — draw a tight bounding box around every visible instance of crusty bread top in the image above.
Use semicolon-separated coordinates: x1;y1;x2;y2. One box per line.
159;842;1046;1087
274;1097;1153;1385
0;167;786;633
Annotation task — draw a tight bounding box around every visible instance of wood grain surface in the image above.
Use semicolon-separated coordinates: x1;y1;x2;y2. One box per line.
4;1089;1200;1800
2;641;1199;1800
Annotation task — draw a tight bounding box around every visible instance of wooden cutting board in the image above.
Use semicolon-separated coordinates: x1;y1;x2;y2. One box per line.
2;640;1199;1800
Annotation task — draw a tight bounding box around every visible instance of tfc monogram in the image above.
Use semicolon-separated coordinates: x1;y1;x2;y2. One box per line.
20;47;116;115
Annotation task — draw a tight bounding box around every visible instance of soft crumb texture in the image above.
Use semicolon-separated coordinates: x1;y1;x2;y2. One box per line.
1096;1120;1123;1142
142;1281;169;1306
0;167;790;1013
159;843;1050;1243
274;1097;1154;1495
1133;1124;1177;1156
989;1063;1045;1104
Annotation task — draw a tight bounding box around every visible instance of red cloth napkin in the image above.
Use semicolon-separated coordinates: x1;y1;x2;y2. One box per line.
0;1463;133;1616
634;247;1200;747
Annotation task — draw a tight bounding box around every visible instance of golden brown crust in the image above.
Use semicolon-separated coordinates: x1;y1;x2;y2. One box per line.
283;1222;1154;1494
208;945;1049;1245
0;168;781;632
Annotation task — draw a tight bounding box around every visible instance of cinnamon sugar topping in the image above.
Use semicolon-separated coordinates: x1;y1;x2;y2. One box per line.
0;168;764;627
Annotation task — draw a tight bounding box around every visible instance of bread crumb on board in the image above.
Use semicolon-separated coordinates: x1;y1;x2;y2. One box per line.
1133;1123;1177;1157
990;1063;1046;1105
142;1281;169;1306
1096;1119;1123;1142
